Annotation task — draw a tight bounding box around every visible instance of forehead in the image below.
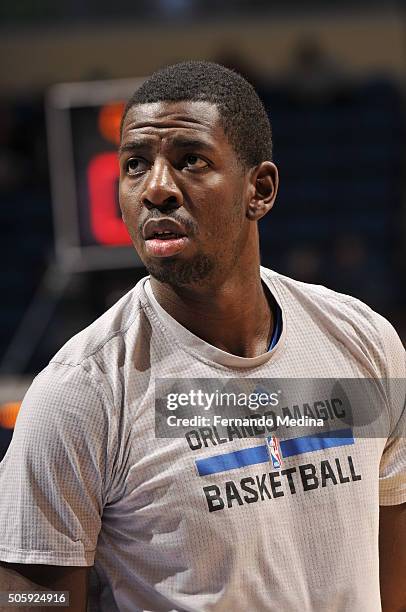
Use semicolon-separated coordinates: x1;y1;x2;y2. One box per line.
121;100;228;148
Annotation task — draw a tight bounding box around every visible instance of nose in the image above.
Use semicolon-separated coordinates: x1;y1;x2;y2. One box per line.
142;158;183;210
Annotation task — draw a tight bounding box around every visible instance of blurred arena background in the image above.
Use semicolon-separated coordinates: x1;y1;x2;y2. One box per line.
0;0;405;459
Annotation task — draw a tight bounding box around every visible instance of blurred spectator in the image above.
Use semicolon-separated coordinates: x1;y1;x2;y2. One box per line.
285;244;324;285
212;49;264;91
329;234;396;312
281;36;353;102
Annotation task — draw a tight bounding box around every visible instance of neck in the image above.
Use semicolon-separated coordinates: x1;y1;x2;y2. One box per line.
149;267;274;358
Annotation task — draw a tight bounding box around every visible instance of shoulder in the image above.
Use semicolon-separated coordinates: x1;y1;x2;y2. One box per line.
263;265;372;311
262;266;405;378
50;277;149;370
17;276;154;434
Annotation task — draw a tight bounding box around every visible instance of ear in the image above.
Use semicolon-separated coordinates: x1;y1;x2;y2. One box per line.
246;161;279;221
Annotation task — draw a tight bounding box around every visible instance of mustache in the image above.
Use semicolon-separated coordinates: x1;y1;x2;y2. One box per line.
138;211;198;237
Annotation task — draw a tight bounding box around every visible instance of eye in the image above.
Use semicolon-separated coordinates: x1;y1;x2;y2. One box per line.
184;155;208;170
125;158;148;176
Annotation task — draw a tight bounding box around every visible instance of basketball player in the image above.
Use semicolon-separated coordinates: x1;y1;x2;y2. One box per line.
0;62;404;612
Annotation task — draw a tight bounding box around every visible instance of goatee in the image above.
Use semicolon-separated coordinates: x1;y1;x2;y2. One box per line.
146;254;215;287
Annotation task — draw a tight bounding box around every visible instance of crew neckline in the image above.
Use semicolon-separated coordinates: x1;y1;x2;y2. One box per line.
141;267;287;369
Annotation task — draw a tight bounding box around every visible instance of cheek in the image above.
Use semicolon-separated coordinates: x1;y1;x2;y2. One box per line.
119;182;140;220
200;208;243;253
119;198;143;246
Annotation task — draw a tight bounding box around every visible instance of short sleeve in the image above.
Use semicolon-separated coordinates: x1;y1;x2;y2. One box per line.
377;316;406;506
0;361;112;566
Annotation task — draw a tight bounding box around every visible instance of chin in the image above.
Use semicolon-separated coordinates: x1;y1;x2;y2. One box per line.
146;255;215;288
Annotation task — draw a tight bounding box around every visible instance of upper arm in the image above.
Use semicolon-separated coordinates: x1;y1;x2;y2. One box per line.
0;362;112;567
0;562;89;612
377;320;406;610
379;503;406;612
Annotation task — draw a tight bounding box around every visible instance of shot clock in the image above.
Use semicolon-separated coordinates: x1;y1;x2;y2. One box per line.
46;78;145;270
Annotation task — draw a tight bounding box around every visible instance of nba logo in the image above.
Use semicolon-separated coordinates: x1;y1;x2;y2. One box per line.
266;435;282;468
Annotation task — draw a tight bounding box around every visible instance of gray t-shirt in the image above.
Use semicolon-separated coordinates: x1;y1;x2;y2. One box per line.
0;267;405;611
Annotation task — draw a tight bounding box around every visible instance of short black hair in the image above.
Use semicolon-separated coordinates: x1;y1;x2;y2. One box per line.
121;60;272;167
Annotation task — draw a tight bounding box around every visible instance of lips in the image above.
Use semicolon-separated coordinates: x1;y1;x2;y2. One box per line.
143;218;188;241
142;218;190;258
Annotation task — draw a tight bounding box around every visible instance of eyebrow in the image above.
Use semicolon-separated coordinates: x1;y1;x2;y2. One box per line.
119;136;215;156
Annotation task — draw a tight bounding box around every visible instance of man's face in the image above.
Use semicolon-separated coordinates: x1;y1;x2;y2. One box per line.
119;100;252;288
